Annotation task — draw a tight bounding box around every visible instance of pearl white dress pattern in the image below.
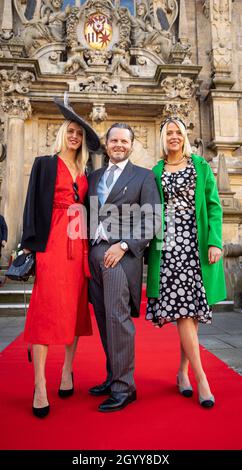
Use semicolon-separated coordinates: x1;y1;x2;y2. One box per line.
146;162;212;328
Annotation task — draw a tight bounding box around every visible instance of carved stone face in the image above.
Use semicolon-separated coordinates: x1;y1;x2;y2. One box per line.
137;4;147;17
52;0;63;10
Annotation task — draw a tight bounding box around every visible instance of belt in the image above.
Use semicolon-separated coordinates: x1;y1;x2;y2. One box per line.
53;201;91;278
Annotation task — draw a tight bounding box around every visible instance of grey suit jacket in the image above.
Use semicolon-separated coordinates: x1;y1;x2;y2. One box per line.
88;161;161;317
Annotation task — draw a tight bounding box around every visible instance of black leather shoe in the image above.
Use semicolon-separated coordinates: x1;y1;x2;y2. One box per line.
98;390;137;413
89;380;112;396
32;389;50;418
58;372;74;398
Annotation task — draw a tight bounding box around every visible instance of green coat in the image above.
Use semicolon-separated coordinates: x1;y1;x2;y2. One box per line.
146;154;227;305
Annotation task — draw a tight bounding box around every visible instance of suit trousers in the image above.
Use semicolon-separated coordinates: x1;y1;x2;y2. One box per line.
89;241;136;393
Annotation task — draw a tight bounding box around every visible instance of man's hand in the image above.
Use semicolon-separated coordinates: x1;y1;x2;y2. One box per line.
1;240;6;247
23;248;31;254
208;246;222;264
104;243;126;268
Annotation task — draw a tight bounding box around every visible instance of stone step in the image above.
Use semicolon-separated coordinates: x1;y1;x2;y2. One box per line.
213;300;234;312
0;291;32;304
0;283;33;315
0;304;29;316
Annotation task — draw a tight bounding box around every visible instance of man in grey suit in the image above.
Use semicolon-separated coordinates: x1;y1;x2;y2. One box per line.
88;123;161;412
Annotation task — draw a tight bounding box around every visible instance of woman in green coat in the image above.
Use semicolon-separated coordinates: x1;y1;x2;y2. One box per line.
146;117;226;408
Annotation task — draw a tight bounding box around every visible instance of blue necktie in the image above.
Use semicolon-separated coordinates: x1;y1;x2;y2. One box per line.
106;164;118;188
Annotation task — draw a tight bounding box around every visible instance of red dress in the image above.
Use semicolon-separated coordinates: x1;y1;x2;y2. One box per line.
24;157;92;344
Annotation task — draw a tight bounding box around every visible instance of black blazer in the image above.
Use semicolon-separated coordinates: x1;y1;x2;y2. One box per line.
21;155;58;251
0;215;8;242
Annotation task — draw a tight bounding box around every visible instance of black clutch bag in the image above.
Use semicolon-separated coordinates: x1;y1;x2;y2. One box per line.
5;252;35;282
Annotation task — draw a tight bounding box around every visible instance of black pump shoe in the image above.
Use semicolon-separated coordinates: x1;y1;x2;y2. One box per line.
33;404;50;418
58;372;74;398
32;390;50;418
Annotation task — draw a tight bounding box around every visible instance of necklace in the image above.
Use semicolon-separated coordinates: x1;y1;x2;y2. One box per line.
165;156;186;166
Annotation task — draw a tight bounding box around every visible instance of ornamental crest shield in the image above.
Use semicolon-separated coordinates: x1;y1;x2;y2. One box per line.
84;13;112;50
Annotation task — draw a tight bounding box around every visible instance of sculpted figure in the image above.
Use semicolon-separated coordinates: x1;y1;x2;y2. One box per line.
24;0;69;54
109;41;138;77
131;2;171;58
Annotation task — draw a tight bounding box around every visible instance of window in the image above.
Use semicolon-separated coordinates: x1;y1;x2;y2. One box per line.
62;0;77;8
120;0;135;16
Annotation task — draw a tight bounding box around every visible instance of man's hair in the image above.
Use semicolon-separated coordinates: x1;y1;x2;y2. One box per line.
106;123;135;143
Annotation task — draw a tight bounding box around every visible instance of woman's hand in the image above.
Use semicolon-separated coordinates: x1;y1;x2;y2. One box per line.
208;246;222;264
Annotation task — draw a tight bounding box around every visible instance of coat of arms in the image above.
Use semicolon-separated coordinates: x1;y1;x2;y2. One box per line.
84;13;112;50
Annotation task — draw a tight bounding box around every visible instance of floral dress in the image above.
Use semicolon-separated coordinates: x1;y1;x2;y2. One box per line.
146;161;212;328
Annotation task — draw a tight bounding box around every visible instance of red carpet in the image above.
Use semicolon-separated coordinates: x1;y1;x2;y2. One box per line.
1;297;242;450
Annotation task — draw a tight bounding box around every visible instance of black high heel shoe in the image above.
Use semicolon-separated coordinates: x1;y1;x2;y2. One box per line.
32;389;50;418
58;372;74;398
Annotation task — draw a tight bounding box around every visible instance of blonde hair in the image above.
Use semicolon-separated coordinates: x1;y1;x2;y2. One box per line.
160;118;192;159
53;120;89;174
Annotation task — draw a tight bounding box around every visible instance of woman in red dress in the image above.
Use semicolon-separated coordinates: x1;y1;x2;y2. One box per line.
21;97;100;417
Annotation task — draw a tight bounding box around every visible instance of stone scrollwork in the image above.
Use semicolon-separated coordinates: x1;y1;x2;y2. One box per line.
162;102;193;128
160;74;196;99
0;66;35;95
0;96;32;120
79;75;118;94
66;7;80;49
116;7;132;45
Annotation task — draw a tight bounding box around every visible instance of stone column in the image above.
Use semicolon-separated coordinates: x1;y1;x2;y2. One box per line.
0;96;32;260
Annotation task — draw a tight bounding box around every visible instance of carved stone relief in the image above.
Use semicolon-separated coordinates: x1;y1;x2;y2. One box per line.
38;119;61;156
46;122;60;149
203;0;233;75
79;75;118;93
162;102;193;128
0;96;32;120
9;0;184;76
160;74;196;99
0;66;35;95
22;0;69;55
89;104;108;124
132;125;148;149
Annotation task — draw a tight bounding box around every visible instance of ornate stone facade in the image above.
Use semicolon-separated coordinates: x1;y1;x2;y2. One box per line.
0;0;242;261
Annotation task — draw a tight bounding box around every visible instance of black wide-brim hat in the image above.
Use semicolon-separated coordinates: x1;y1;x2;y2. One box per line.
54;95;100;152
